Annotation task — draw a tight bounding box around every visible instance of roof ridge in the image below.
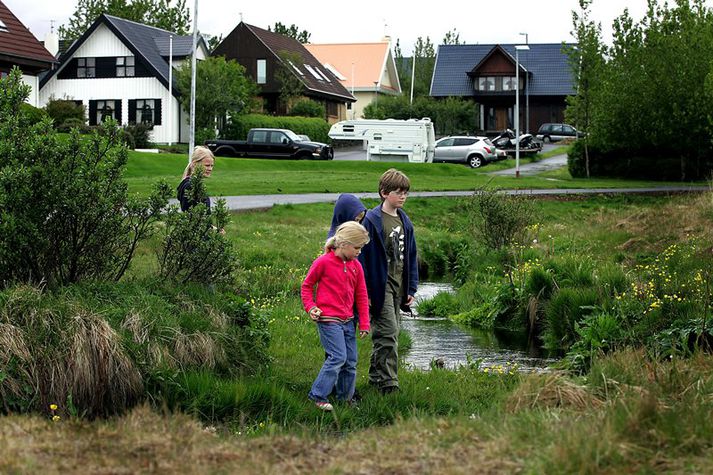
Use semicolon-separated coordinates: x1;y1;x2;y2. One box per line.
103;14;177;36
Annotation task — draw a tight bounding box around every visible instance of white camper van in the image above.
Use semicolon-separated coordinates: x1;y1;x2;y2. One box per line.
328;118;435;163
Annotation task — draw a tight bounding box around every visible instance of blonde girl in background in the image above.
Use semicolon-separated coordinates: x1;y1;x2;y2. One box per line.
300;221;371;411
177;146;215;211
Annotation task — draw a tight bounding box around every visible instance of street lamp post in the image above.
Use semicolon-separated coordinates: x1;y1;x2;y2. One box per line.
519;33;529;133
514;44;530;178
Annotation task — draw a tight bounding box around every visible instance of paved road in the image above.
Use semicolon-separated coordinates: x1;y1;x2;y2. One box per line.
207;186;708;211
488;153;568;176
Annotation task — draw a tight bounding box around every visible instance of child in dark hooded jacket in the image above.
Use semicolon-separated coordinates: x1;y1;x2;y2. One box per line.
327;194;367;238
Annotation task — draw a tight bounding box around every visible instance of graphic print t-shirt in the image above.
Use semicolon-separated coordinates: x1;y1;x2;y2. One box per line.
382;211;405;297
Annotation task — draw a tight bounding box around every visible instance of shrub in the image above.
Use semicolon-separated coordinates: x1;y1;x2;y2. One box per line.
466;188;538;250
44;96;86;128
122;122;153;149
158;172;236;285
19;102;48;126
0;68;171;287
417;291;459;318
57;117;91;133
195;127;216;146
289;99;325;118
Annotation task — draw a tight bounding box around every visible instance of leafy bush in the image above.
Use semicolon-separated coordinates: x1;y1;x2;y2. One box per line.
44;96;86;128
19;102;48;126
56;117;91;133
0;68;171;287
122;122;154;149
0;281;269;417
223;113;331;143
196;127;217;146
466;188;538;250
158;172;236;285
289;99;325;118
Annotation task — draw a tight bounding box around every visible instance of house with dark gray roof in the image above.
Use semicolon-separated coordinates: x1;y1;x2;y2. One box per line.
212;22;355;123
39;13;209;144
431;43;575;134
0;0;56;107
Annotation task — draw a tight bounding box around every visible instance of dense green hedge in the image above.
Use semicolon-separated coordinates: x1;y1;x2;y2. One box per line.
567;140;713;181
223;114;331;144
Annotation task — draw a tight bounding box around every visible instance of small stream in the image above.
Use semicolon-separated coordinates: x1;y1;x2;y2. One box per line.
401;283;558;372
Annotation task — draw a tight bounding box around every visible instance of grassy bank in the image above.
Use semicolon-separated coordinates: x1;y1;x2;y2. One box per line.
2;192;712;472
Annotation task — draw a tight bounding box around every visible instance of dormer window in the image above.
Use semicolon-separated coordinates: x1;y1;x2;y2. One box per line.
475;76;523;92
77;58;95;78
0;18;8;32
116;56;135;77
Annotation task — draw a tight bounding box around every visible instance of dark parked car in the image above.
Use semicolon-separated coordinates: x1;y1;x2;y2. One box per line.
535;123;584;143
206;128;333;160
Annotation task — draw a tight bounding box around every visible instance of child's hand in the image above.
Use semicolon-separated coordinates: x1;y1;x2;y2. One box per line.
359;330;369;338
308;307;322;321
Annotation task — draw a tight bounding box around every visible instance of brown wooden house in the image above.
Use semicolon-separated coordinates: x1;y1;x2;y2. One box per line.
212;22;355;123
431;43;575;135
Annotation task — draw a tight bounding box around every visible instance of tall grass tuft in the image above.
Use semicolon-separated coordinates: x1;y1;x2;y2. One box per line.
0;281;269;417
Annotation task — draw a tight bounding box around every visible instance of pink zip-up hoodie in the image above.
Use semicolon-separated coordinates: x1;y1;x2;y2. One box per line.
301;250;370;332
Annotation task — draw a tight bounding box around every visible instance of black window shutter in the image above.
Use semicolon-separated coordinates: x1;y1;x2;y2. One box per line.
88;100;97;126
128;99;137;123
154;99;162;125
58;58;77;79
114;100;123;124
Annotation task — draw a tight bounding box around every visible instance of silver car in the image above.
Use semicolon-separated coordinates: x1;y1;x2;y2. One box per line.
433;136;499;168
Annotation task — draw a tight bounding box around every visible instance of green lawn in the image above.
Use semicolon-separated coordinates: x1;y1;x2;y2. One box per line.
125;150;703;197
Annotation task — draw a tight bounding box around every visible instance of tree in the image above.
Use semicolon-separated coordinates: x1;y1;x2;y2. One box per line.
59;0;190;41
269;22;311;43
412;36;436;98
442;28;463;45
565;0;604;178
275;51;307;113
175;56;258;136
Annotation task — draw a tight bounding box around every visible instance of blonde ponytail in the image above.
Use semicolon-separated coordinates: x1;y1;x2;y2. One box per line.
325;221;369;252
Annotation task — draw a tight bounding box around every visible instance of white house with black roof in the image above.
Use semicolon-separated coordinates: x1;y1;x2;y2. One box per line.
39;14;209;144
431;43;576;135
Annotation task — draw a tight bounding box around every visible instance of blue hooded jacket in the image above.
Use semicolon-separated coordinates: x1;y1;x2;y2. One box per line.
358;204;418;317
327;194;367;238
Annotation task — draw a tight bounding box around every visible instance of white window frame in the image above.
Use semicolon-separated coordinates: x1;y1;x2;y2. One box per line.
257;59;267;84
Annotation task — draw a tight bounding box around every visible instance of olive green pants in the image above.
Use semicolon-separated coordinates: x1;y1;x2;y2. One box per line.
369;288;401;389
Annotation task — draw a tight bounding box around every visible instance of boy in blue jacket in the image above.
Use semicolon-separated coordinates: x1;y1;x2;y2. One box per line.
359;169;418;394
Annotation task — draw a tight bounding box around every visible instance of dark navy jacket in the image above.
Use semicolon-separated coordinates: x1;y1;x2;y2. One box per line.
177;177;211;212
327;194;366;238
358;204;418;317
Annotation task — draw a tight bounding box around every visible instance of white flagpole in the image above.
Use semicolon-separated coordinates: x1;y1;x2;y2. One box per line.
188;0;198;163
168;34;173;146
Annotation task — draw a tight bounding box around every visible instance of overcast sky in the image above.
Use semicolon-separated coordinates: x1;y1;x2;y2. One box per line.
4;0;694;54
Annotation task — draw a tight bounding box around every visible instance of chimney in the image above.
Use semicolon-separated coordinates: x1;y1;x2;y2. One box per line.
44;30;59;57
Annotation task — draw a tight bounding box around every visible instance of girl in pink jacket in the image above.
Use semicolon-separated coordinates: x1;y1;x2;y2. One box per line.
301;221;370;411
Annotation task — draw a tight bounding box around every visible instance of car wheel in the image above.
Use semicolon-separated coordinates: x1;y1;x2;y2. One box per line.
468;155;482;168
543;136;551;143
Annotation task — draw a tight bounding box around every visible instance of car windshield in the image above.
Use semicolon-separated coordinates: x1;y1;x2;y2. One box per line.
283;130;301;142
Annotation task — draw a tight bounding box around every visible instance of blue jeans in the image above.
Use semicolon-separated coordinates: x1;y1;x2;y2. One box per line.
309;320;357;402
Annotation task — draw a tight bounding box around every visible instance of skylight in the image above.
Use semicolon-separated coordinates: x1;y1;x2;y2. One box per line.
303;64;323;81
287;60;304;76
324;63;346;80
315;67;331;82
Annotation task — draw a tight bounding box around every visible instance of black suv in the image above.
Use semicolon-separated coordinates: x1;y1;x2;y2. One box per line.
535;123;584;143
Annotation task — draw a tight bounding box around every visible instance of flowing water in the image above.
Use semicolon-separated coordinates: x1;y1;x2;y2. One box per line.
401;283;558;372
